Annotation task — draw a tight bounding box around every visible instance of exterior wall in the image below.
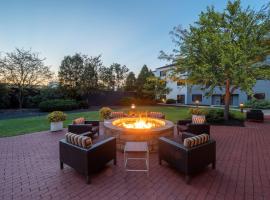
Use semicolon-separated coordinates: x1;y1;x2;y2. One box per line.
154;64;270;106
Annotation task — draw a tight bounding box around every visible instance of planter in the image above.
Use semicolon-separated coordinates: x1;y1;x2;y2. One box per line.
50;121;64;132
192;115;206;124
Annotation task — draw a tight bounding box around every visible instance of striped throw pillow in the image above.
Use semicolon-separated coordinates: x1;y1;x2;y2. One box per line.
192;115;206;124
183;134;210;148
65;132;92;148
73;117;85;124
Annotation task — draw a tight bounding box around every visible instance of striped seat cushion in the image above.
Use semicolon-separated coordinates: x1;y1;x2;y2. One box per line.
183;134;210;148
192;115;206;124
65;132;92;148
110;112;126;118
73;117;85;125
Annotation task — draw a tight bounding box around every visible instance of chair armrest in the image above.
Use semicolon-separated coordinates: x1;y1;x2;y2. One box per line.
177;120;192;125
68;124;93;134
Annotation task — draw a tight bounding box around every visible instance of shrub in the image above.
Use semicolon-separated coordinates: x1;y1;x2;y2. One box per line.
245;99;270;109
47;111;67;122
229;111;245;122
189;108;206;115
39;99;78;112
166;99;176;104
206;109;224;123
99;107;112;120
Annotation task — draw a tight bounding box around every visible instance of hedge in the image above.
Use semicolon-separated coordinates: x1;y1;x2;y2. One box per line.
39;99;79;112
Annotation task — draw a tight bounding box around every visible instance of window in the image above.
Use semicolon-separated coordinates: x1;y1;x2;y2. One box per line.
254;93;265;100
160;71;166;77
177;80;185;86
177;95;185;103
192;94;202;102
266;55;270;63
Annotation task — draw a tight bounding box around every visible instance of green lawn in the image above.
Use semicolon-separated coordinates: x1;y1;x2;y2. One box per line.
0;106;190;137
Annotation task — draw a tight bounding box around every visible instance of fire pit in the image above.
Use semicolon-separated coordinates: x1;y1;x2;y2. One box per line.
104;117;174;152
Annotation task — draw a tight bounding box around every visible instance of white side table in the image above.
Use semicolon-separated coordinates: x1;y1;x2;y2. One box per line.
124;142;149;176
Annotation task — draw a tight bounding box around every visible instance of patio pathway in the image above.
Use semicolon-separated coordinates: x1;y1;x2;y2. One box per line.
0;121;270;200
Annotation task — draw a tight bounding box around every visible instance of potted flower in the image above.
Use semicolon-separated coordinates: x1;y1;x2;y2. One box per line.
99;107;112;121
189;108;206;124
48;111;67;132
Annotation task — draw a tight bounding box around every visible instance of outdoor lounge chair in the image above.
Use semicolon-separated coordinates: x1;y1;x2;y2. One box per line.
59;133;117;184
158;132;216;184
177;119;210;135
246;109;264;122
68;119;100;136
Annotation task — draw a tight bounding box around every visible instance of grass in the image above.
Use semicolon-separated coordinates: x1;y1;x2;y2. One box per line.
0;106;190;137
0;106;245;137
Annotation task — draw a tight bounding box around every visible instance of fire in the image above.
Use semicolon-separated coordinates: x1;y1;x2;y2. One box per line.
122;119;153;129
112;117;165;129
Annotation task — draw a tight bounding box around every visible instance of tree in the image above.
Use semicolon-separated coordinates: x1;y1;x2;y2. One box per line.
125;72;137;91
0;48;53;108
160;0;270;120
112;63;129;90
58;54;102;98
143;76;171;99
0;83;10;108
99;63;129;91
58;53;84;98
136;65;154;96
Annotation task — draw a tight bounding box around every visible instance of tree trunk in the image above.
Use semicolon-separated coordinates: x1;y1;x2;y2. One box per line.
224;79;230;121
18;87;23;109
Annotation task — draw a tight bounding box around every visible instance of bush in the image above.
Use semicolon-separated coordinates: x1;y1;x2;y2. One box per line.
206;109;224;123
245;99;270;109
47;111;67;122
99;107;112;120
39;99;78;112
166;99;176;104
189;108;206;115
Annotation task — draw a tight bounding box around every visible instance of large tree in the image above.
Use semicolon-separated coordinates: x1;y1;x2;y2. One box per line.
160;0;270;120
136;65;154;96
125;72;137;91
99;63;129;91
0;48;53;108
58;54;102;98
143;76;171;99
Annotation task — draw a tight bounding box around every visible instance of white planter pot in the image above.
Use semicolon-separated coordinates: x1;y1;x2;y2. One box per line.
50;121;63;132
192;115;206;124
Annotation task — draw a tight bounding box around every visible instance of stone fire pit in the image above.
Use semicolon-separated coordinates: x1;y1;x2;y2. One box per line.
104;117;174;152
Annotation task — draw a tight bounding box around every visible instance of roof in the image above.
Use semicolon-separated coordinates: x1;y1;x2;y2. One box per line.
155;63;175;70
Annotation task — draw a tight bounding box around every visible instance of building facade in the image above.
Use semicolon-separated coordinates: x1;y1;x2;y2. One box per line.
153;57;270;106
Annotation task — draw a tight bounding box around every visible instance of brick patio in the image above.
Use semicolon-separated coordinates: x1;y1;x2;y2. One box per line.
1;120;270;200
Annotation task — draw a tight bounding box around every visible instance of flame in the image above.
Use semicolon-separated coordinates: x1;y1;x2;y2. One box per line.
122;118;153;129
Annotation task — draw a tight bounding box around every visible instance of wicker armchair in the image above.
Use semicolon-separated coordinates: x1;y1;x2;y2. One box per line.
68;120;99;136
246;109;264;122
177;120;210;135
59;134;116;184
147;112;165;119
159;132;216;184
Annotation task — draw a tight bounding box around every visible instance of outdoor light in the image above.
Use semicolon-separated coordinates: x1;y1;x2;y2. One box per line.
240;103;244;113
195;100;200;107
131;104;136;109
162;98;166;103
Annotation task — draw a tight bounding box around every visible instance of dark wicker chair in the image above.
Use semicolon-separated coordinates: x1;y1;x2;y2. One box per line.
59;134;117;184
159;132;216;184
246;109;264;122
177;120;210;135
68;120;99;136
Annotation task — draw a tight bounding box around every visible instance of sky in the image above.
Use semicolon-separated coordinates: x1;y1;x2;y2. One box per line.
0;0;268;75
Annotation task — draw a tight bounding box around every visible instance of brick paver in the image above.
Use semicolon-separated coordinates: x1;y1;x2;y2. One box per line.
1;121;270;200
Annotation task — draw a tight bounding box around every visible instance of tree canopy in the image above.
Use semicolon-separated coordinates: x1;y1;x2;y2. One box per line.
160;0;270;120
0;48;53;108
125;72;137;92
136;65;154;96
